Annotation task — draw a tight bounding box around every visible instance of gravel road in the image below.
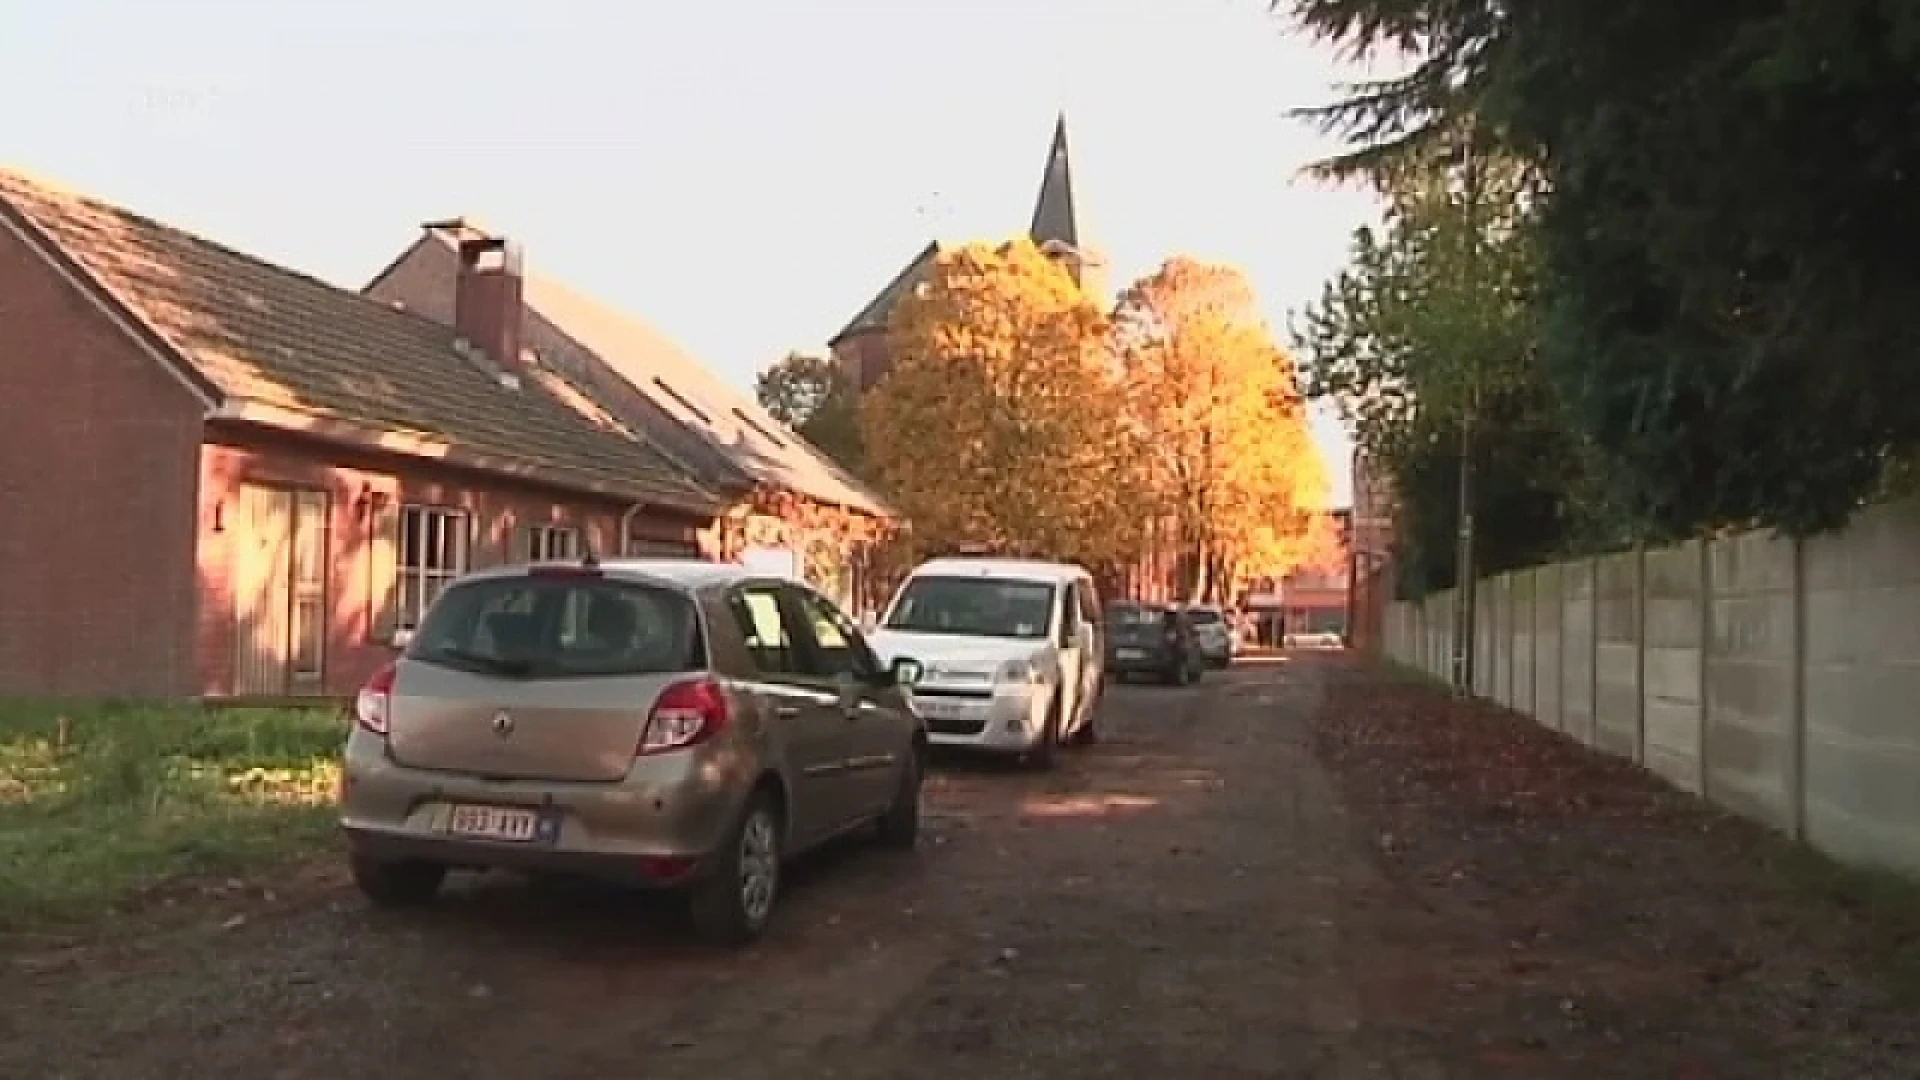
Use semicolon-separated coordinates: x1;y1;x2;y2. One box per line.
4;654;1910;1078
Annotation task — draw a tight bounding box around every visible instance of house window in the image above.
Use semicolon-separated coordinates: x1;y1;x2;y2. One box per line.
289;489;329;679
527;523;581;562
399;505;471;629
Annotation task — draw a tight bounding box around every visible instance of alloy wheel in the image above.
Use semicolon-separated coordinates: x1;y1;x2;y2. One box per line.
738;810;780;927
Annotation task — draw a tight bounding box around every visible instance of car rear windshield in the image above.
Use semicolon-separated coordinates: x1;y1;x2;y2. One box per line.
883;575;1057;640
407;574;705;679
1106;604;1166;627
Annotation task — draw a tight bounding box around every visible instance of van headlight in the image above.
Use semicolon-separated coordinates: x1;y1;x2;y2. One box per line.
995;658;1044;688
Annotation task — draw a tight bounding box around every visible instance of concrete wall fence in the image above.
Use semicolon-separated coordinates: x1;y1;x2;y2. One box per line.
1382;496;1920;879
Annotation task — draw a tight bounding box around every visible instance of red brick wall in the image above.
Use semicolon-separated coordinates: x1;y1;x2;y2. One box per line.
196;428;706;698
831;329;893;392
0;221;205;699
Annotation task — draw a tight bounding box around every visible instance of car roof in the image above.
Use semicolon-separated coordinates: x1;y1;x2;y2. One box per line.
906;557;1091;585
453;558;768;592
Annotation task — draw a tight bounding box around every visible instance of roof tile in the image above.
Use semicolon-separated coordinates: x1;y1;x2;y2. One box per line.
0;168;719;514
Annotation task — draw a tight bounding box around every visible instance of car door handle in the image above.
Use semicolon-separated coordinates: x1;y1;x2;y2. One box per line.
773;705;801;719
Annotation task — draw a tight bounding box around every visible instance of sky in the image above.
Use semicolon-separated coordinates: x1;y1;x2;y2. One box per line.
0;0;1380;506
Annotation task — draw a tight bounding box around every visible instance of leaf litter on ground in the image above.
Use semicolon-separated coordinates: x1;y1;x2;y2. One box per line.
1304;654;1920;1078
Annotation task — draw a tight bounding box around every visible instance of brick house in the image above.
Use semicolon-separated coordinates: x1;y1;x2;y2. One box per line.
0;168;722;701
365;223;895;609
1279;508;1353;637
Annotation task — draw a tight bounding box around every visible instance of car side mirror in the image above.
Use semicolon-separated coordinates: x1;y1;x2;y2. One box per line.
390;627;414;651
889;656;924;689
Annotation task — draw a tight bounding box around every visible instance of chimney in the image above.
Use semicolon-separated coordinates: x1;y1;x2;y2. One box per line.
452;232;525;375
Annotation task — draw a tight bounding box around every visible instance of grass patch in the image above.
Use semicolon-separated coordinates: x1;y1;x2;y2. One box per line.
1770;842;1920;1001
0;699;345;931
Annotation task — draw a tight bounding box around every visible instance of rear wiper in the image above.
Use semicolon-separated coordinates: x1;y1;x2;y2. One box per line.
432;647;534;677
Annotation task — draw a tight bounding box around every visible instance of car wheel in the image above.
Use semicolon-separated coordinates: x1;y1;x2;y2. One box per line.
875;743;924;849
1070;701;1099;745
1025;694;1061;770
688;791;783;947
350;856;446;909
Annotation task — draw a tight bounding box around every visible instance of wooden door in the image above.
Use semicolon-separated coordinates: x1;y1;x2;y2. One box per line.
232;486;329;695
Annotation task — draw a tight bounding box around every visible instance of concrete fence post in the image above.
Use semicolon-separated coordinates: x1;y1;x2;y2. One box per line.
1788;536;1808;842
1633;542;1649;765
1698;537;1713;799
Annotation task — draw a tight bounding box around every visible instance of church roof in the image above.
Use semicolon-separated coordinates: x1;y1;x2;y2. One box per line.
1028;113;1082;250
826;239;940;347
827;113;1089;346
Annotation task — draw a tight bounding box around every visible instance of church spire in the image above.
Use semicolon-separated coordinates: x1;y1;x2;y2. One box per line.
1026;112;1105;302
1028;111;1081;249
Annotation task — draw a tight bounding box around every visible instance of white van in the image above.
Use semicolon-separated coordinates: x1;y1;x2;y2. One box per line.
865;558;1104;768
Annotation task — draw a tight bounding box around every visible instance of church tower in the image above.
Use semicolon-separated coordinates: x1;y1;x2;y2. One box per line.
1027;112;1107;305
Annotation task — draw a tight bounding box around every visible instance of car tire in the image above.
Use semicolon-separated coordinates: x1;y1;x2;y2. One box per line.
688;791;783;947
1025;694;1061;770
1070;702;1099;745
350;856;446;909
875;744;924;850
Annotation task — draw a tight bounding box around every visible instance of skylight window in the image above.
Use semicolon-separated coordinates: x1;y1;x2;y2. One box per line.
733;407;788;449
651;377;711;424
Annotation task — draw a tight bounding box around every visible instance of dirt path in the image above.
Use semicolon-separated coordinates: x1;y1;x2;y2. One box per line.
6;655;1913;1078
6;658;1417;1079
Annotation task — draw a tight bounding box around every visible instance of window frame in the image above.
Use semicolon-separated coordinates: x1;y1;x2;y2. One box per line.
397;504;472;631
525;522;582;563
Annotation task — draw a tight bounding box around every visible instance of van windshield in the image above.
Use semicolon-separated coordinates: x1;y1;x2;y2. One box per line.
882;576;1057;640
407;575;704;679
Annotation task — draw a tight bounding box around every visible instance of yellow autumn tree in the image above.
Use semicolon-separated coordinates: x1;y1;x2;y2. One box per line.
863;238;1143;567
1113;257;1329;602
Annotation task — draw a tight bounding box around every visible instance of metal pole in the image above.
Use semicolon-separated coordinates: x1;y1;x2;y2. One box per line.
1448;141;1483;696
1451;417;1476;694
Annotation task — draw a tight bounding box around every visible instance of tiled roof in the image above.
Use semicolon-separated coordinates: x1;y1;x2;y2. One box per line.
0;168;720;514
375;228;895;520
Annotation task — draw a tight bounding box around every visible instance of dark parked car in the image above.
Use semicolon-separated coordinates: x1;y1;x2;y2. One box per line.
1104;602;1206;685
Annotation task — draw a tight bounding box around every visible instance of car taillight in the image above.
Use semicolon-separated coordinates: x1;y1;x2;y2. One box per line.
355;662;396;736
640;677;728;755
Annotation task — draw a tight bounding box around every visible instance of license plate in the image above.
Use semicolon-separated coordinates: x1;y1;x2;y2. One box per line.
1116;648;1145;660
447;804;541;842
915;698;967;721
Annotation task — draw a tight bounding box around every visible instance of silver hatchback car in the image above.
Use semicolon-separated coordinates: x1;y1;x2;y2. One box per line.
339;558;929;946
